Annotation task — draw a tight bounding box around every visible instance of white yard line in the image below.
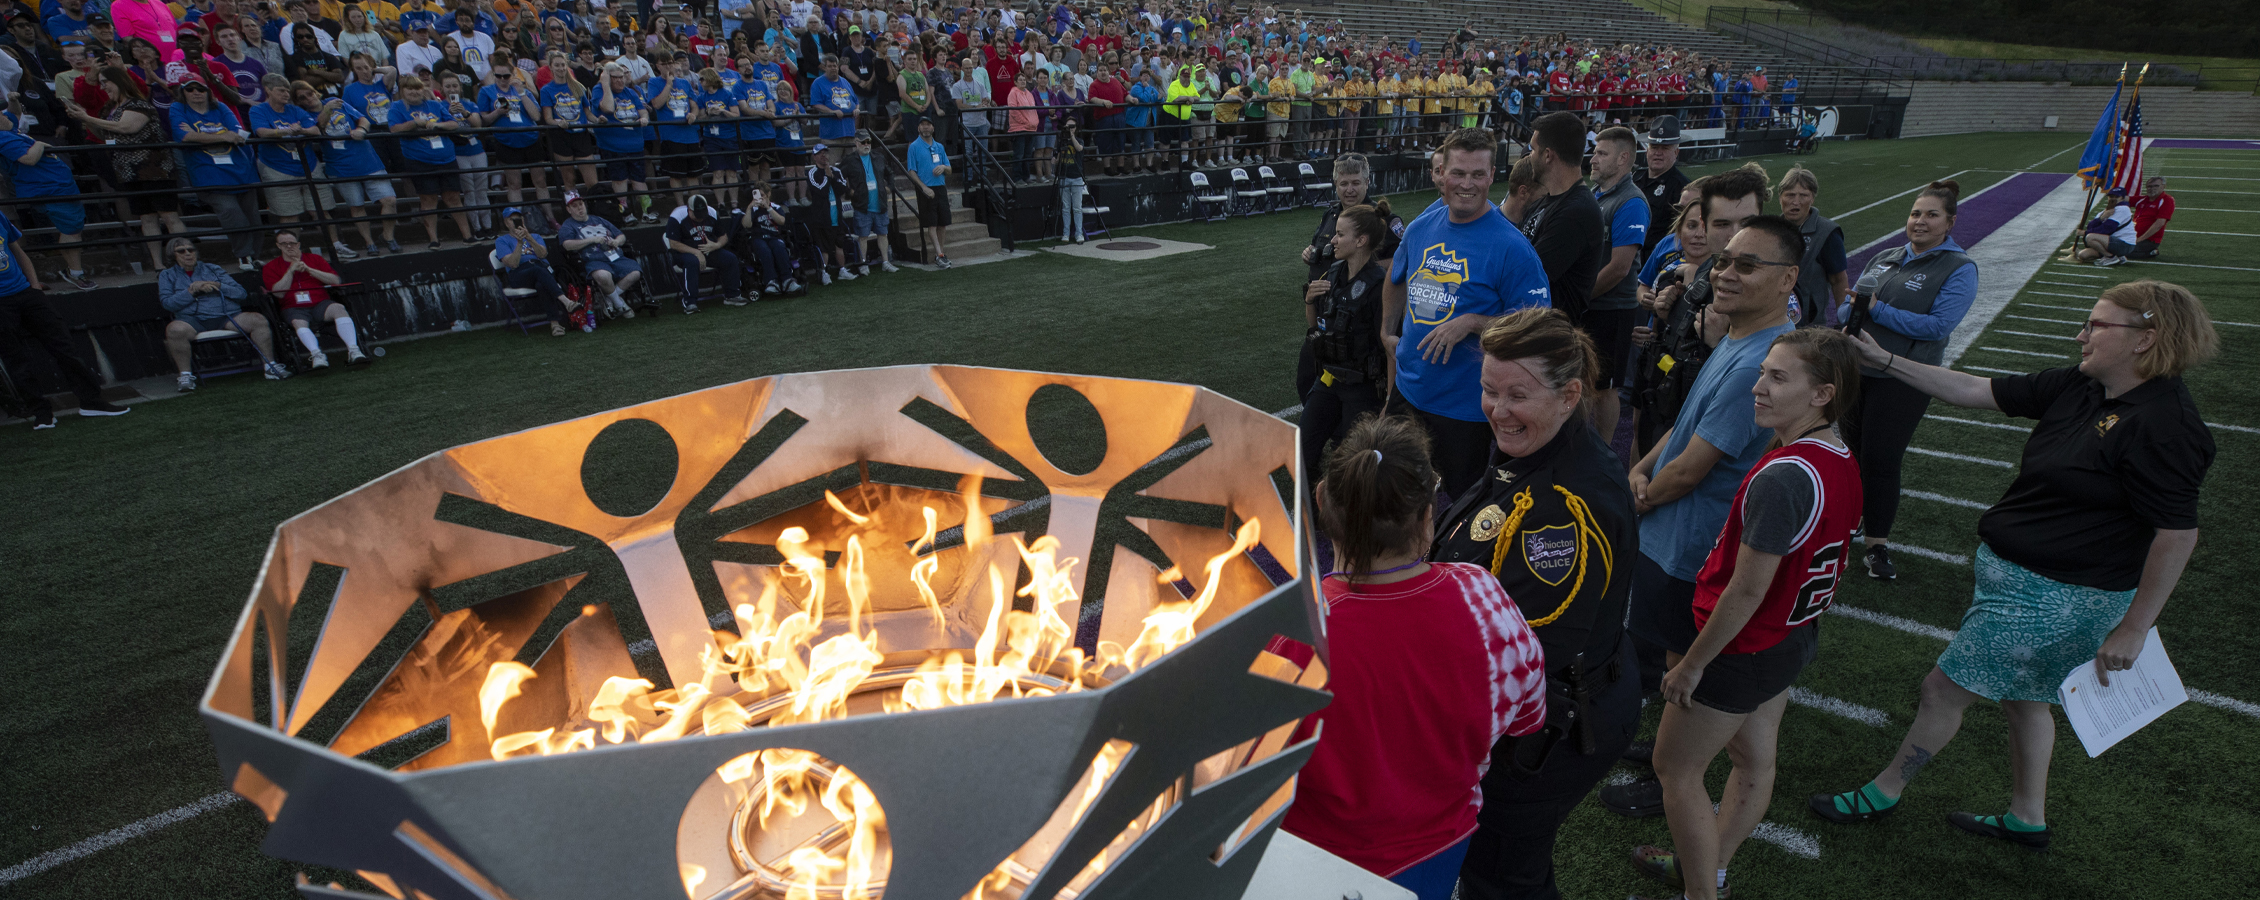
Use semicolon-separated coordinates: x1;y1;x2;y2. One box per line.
1751;823;1824;860
1941;174;2090;367
1903;489;1990;510
2121;259;2260;272
1977;345;2065;358
0;793;240;887
2027;290;2098;300
2178;207;2260;213
1997;329;2080;342
1962;365;2023;375
1887;543;1974;565
1273;404;1303;419
2178;230;2260;237
2191;691;2260;718
2018;301;2090;311
2005;314;2087;326
2046;269;2107;278
1906;446;2013;469
1829;604;1960;641
1788;687;1893;727
1836;168;1972;220
2209;422;2260;435
1926;414;2027;433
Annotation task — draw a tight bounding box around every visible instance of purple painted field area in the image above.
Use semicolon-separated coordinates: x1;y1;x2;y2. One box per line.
1848;172;2071;274
2147;139;2260;150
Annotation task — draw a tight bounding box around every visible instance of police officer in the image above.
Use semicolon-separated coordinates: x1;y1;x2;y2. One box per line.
1631;115;1690;260
1437;309;1640;900
1297;152;1402;397
1298;200;1394;482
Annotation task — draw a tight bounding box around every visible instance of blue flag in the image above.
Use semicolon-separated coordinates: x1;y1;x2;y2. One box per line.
2077;80;2124;189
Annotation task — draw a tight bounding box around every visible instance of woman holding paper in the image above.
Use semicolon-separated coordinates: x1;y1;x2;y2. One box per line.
1810;280;2218;850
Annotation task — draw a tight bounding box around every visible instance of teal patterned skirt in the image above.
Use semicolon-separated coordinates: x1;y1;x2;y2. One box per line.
1936;544;2137;703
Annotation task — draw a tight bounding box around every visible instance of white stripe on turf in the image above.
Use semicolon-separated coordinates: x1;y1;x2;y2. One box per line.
2178;207;2260;213
2005;314;2088;326
1926;414;2027;432
1828;604;1959;641
1941;174;2091;367
2024;302;2260;328
2027;290;2100;300
1888;543;1973;565
1978;345;2066;358
2019;301;2090;311
1788;687;1892;726
1903;489;1990;510
2047;269;2107;278
2192;691;2260;718
2120;259;2260;272
1273;404;1303;419
1837;169;1972;220
1963;366;2023;375
2209;422;2260;435
2178;230;2260;237
1997;329;2080;342
0;792;240;886
1906;446;2013;468
1751;822;1824;860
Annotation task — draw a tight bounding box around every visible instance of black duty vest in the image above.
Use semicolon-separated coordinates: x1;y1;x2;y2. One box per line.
1310;258;1389;382
1793;210;1842;328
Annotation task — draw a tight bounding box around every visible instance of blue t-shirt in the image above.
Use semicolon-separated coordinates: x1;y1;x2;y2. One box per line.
317;107;385;178
42;11;88;39
810;74;858;140
248;102;318;174
718;0;751;36
493;232;544;269
773;100;805;147
651;77;699;143
1603;185;1649;250
737;79;775;140
1637;321;1797;581
540;82;588;131
698;87;740;142
479;85;543;147
1387;206;1552;422
387;98;459;165
0;131;78;198
397;8;440;33
171;102;257;187
1637;232;1682;288
593;84;646;153
0;210;28;296
343;79;395;125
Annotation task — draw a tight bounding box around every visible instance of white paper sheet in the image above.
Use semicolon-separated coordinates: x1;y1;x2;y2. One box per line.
2058;627;2188;758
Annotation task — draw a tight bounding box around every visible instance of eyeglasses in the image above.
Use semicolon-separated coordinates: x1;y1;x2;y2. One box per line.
1715;253;1797;276
181;83;210;92
2080;318;2150;335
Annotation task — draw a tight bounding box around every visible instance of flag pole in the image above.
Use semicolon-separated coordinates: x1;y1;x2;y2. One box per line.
2059;63;2129;261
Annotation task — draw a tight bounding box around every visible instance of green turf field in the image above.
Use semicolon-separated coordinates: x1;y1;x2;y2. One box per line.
5;131;2256;899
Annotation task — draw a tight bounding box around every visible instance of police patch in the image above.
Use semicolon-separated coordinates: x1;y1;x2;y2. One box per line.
1470;504;1506;542
1523;523;1579;587
1350;279;1368;300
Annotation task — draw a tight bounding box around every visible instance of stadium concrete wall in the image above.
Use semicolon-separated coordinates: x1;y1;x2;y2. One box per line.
1901;83;2260;137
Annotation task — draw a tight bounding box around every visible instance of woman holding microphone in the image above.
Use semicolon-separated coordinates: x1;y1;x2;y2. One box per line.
1430;309;1642;900
1839;180;1977;582
1812;281;2216;850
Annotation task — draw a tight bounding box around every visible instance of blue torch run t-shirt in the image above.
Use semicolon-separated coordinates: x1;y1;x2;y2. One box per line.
810;73;858;140
248;102;318;174
737;78;776;141
480;85;544;148
540;82;588;132
170;102;258;187
650;76;700;143
388;98;461;165
594;84;647;153
0;210;30;295
317;107;385;178
0;131;79;198
1387;206;1552;422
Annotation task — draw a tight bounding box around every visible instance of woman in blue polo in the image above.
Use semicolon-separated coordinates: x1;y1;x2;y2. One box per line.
0;115;92;288
386;74;477;250
479;65;551;226
170;77;264;271
594;62;655;223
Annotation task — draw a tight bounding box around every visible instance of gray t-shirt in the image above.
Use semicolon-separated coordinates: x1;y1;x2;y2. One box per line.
1741;457;1818;555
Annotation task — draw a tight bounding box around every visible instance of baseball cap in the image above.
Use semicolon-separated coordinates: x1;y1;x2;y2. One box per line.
87;13;111;25
2107;186;2128;197
503;206;525;218
563;191;585;204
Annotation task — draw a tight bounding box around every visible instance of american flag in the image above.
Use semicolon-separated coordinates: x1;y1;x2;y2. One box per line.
2110;96;2145;195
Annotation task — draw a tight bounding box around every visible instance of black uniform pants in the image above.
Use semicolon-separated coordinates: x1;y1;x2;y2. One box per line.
0;288;105;417
1298;377;1383;485
1384;390;1495;502
1459;635;1643;900
1842;374;1932;541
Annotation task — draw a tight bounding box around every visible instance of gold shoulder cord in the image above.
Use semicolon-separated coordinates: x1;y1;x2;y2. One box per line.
1488;485;1617;627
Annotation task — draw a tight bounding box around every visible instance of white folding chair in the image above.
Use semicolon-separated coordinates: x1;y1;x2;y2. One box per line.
488;249;545;334
1190;171;1230;221
1298;162;1331;208
1257;165;1295;213
1230;167;1268;217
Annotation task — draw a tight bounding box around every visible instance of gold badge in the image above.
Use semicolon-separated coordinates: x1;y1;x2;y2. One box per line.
1470;504;1507;542
2095;414;2120;437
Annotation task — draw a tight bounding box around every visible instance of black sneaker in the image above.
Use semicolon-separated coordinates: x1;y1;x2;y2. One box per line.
1865;544;1897;581
32;409;56;429
1622;740;1655;767
1948;812;2051;850
77;399;130;417
1600;776;1666;818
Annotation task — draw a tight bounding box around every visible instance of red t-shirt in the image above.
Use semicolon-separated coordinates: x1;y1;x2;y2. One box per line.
1692;439;1864;655
1087;77;1127;116
2133;193;2175;246
1281;563;1548;878
263;252;338;309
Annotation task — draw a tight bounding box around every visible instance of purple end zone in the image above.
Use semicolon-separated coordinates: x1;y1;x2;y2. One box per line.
2146;139;2260;150
1849;172;2071;274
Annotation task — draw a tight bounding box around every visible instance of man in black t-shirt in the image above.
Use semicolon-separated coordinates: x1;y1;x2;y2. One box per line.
1520;112;1605;326
664;195;747;311
1632;115;1690;259
284;27;346;92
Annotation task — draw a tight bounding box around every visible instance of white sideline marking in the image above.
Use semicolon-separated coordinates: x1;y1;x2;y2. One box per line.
2210;422;2260;435
1751;822;1824;860
1273;404;1304;419
1836;168;1971;220
1903;489;1990;510
2179;230;2260;237
1942;174;2091;367
2019;301;2090;311
1788;687;1893;727
2120;259;2260;272
0;792;240;886
2179;207;2260;213
1888;543;1974;565
1963;366;2022;375
1998;329;2080;342
2175;189;2260;195
1829;604;1960;641
2171;175;2260;181
2027;290;2099;300
1906;446;2013;469
2005;314;2087;326
1978;345;2065;358
1927;414;2027;433
2192;691;2260;718
2033;281;2093;289
2047;269;2107;278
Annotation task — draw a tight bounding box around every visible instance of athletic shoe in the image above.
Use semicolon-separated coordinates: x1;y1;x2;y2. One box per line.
32;409;55;429
1622;739;1654;767
334;242;360;260
681;300;699;315
62;271;98;290
2096;255;2127;267
176;372;198;392
837;268;857;281
1599;776;1665;818
1808;788;1897;824
239;257;257;271
347;350;371;368
723;294;750;306
386;240;404;255
1627;845;1728;896
366;243;383;257
427;241;442;252
1948;812;2052;850
77;399;129;416
263;361;293;380
308;352;332;369
1864;544;1897;581
855;265;870;277
936;256;952;269
763;280;781;295
820;270;834;285
880;260;899;273
784;278;803;293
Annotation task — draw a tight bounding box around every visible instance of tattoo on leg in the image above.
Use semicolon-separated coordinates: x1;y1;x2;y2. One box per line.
1899;746;1935;782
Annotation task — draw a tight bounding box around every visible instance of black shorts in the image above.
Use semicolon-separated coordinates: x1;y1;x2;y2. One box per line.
1692;622;1819;714
398;156;455;196
657;140;708;178
282;299;344;325
122;179;180;215
1580;307;1638;390
772;146;807;168
598;147;648;183
1628;551;1700;656
703;136;744;171
742;138;777;168
490;137;550;165
915;186;949;228
552;130;599;158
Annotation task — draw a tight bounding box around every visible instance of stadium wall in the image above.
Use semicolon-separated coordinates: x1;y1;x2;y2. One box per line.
1901;83;2260;137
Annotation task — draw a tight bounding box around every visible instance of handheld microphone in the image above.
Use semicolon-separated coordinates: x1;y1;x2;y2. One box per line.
1844;269;1880;339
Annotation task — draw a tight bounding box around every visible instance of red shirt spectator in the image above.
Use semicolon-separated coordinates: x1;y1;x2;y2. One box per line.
983;45;1020;105
2133;183;2175;249
264;250;338;310
1279;563;1548;879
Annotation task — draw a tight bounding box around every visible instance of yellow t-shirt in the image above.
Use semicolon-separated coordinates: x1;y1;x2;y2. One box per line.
1377;76;1402;115
1265;76;1293;118
1214;88;1244;123
1430;73;1465;114
1465;78;1491;113
1321;81;1344;116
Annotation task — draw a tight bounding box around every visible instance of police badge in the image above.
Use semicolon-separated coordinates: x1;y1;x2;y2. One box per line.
1523;523;1579;587
1470;503;1507;542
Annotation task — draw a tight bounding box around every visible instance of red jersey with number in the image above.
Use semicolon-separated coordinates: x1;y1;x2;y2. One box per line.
1691;438;1863;655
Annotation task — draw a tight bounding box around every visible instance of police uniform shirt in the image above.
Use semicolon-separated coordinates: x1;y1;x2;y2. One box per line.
1432;416;1637;672
1307;201;1405;281
1310;256;1389;381
1631;162;1688;256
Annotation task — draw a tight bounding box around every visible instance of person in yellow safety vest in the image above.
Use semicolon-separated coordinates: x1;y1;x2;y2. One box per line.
1164;64;1202;170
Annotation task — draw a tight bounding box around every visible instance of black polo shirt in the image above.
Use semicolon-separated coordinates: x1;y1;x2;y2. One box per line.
1977;367;2213;591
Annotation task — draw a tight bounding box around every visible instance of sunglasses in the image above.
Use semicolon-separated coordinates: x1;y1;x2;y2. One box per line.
182;82;211;91
1714;253;1796;276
